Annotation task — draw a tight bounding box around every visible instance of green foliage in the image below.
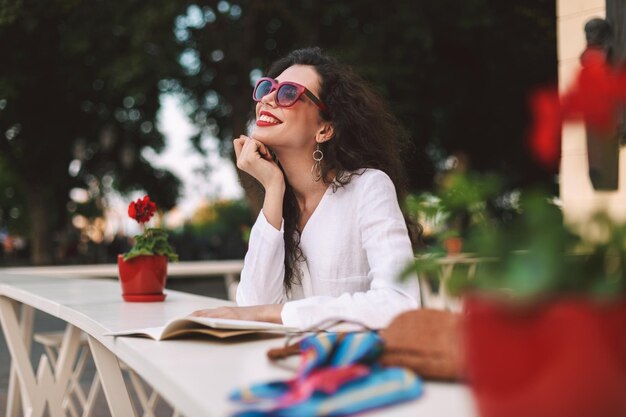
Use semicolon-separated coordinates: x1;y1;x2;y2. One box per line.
406;180;626;300
0;0;20;25
0;0;185;261
176;199;253;260
0;157;28;234
174;0;556;190
0;0;557;263
406;171;504;246
0;0;185;202
188;199;252;235
124;228;178;262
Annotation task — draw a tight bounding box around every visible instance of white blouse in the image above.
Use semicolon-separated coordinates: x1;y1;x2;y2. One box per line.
236;168;420;329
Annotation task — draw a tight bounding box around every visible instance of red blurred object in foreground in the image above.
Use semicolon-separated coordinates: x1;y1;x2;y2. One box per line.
117;254;168;302
463;296;626;417
529;89;562;169
528;48;626;171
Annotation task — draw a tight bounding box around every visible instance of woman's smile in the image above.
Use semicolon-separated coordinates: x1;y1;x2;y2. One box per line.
256;110;283;127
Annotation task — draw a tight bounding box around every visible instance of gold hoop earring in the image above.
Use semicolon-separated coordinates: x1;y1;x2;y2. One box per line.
311;143;324;182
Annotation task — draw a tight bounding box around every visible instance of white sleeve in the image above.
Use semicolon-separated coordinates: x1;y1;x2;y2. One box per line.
236;211;286;305
281;171;419;330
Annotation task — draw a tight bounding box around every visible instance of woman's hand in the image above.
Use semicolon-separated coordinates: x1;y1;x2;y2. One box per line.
190;304;284;324
234;135;285;230
233;135;283;191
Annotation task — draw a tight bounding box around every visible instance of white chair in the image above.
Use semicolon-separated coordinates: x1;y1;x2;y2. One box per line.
33;331;101;417
33;329;181;417
417;254;484;311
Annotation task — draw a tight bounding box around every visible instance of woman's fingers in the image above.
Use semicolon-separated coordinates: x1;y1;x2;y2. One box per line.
234;136;256;171
235;135;270;160
237;138;271;169
233;135;247;159
189;306;249;320
243;137;268;160
190;307;234;318
189;305;282;323
233;135;283;188
256;141;272;161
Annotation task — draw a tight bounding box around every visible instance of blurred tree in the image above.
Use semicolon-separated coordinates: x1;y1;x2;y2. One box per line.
175;199;252;260
0;0;557;263
0;0;185;264
0;158;28;236
319;1;558;189
173;0;556;210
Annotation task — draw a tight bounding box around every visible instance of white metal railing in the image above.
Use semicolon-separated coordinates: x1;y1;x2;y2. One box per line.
0;260;244;301
416;254;488;311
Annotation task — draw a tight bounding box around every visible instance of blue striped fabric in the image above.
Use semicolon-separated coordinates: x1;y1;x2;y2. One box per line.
329;333;382;367
230;332;423;416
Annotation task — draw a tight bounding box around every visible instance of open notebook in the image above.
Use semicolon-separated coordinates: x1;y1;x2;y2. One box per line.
105;316;300;340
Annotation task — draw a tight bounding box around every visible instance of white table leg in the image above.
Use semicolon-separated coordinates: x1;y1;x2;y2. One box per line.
87;335;137;417
6;300;33;417
0;296;82;417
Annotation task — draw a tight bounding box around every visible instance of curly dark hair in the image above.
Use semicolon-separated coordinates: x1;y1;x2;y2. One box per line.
263;47;420;293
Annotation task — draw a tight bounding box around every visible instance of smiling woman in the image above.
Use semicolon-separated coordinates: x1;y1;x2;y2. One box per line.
191;47;421;329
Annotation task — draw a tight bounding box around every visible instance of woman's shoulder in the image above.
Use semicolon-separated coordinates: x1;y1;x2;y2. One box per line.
335;168;395;195
337;168;394;190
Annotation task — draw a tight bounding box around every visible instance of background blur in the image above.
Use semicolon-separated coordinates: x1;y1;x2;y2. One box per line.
0;0;557;266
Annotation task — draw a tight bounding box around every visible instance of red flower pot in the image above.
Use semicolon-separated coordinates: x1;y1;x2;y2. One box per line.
463;296;626;417
443;236;463;255
117;254;168;302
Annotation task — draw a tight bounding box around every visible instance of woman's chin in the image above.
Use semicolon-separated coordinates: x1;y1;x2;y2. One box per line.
250;129;278;145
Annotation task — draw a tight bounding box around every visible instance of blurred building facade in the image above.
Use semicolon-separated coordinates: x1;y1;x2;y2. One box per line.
558;0;626;223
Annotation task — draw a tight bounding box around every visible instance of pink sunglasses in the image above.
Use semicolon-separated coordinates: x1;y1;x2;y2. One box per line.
253;77;327;113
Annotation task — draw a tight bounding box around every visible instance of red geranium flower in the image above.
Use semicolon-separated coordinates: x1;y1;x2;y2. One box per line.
529;88;562;170
128;195;157;224
528;48;626;171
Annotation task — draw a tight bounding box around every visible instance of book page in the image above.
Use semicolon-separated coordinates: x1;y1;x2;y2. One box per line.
174;316;298;331
105;316;299;340
161;328;263;340
106;326;167;340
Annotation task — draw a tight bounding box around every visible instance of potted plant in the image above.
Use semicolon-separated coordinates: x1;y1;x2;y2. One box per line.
405;171;501;256
118;195;178;302
407;186;626;417
404;33;626;416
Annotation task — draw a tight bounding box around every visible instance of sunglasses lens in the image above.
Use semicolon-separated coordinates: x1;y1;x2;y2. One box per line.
254;79;273;101
276;84;299;106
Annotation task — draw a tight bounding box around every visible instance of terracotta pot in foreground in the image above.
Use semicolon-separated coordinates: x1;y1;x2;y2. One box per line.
463;296;626;417
117;254;168;302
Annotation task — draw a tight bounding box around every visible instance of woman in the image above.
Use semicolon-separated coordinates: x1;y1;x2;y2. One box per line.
192;47;420;329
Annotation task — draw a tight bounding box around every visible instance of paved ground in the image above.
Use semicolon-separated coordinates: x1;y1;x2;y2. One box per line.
0;277;227;416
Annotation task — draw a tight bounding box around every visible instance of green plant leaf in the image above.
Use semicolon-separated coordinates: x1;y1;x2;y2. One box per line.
123;227;178;262
406;174;626;299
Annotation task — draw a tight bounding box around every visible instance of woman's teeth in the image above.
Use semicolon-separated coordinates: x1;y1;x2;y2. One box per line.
259;115;280;124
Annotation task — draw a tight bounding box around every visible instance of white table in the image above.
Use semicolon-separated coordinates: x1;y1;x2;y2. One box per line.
0;273;476;417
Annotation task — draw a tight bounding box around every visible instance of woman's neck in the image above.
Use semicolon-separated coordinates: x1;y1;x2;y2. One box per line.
274;148;332;206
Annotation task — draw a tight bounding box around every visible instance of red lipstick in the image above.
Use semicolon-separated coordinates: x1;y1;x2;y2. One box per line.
256;110;282;127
